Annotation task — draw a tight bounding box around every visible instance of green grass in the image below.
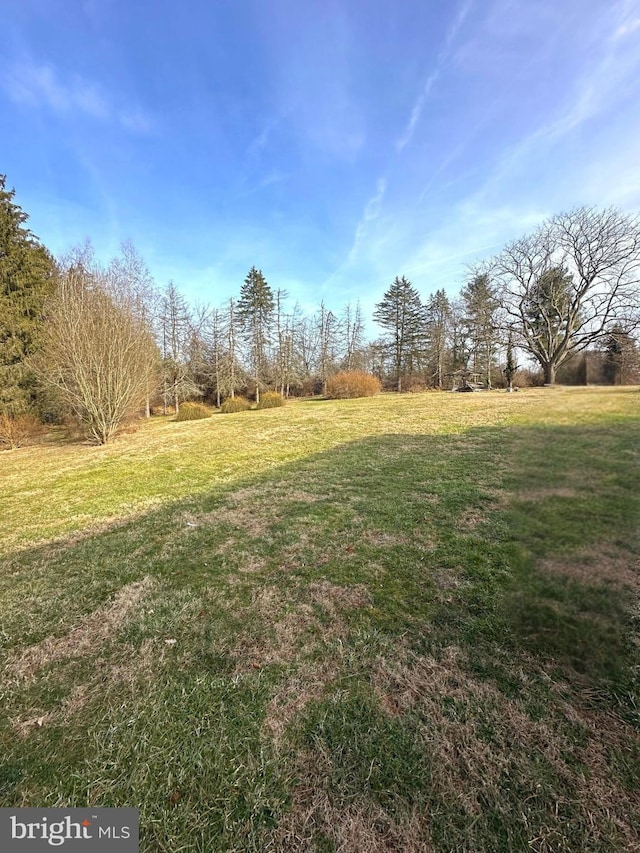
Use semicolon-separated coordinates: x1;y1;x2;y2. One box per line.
1;387;639;851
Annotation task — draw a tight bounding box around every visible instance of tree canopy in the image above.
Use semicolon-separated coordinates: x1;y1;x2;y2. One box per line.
0;175;56;414
490;206;640;384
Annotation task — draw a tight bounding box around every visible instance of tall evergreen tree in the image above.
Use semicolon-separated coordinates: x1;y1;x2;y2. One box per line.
603;325;640;385
237;267;274;403
0;175;56;414
461;273;500;388
373;276;425;391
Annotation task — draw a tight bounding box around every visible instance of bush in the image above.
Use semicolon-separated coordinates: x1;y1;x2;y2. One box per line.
256;391;285;409
176;402;211;421
220;396;251;413
325;371;382;399
0;413;45;449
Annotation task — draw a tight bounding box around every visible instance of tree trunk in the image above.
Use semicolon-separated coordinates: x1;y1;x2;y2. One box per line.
543;362;556;385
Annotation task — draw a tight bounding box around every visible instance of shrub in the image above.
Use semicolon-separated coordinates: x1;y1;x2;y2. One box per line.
256;391;285;409
176;402;211;422
220;396;251;413
325;371;382;399
0;413;45;449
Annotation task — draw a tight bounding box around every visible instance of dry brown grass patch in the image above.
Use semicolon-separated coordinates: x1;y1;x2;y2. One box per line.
241;581;372;734
11;639;162;738
6;576;153;682
307;580;373;613
271;751;433;852
234;587;342;671
516;487;580;501
372;645;640;847
263;659;340;742
538;547;640;590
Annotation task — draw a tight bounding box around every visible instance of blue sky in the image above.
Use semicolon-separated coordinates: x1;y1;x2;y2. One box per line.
2;0;640;323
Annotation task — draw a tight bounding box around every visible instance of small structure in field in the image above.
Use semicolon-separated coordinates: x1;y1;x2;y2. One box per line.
450;369;486;391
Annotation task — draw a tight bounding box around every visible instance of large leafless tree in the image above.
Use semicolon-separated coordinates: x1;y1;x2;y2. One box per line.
489;207;640;384
39;265;158;444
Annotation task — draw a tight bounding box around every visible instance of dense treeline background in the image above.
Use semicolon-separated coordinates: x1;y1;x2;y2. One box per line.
1;174;639;443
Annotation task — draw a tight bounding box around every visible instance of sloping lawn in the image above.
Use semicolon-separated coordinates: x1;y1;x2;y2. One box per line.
1;387;639;851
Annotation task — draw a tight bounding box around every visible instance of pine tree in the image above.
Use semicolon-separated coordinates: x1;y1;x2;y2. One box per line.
603;325;640;385
461;273;500;388
237;267;274;404
504;333;518;391
0;175;56;414
373;276;425;391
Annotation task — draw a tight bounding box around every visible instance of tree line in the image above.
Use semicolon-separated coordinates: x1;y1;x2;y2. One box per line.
1;173;639;443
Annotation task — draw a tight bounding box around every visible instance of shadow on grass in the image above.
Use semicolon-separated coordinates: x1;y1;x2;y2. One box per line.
3;419;638;689
1;419;638;849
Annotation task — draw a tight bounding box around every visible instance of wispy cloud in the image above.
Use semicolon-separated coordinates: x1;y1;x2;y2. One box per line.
396;72;438;152
612;2;640;41
348;177;387;263
1;60;153;132
396;0;474;151
460;1;640;209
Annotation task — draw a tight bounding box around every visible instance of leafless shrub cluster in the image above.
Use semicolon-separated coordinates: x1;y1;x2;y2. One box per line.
0;412;44;449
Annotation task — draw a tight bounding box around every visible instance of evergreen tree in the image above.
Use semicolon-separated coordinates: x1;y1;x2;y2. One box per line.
522;266;577;385
0;175;56;414
237;267;274;403
461;273;500;388
373;276;425;391
504;333;518;391
603;325;640;385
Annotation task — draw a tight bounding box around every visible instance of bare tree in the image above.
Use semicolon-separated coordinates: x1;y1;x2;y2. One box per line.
38;265;158;444
315;301;338;394
293;311;317;390
491;207;640;384
159;282;200;413
341;301;365;371
425;288;452;389
106;240;161;417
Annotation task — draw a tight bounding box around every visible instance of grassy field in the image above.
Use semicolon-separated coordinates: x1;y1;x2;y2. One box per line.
1;387;639;851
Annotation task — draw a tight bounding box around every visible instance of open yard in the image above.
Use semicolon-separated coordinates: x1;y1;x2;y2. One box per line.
1;387;639;851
